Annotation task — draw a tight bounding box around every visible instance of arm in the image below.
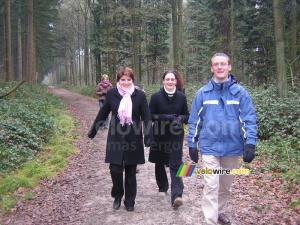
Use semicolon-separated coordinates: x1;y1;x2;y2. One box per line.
88;97;111;139
148;94;176;122
140;92;153;147
176;95;190;124
186;92;203;148
239;90;257;146
96;90;107;96
95;84;108;96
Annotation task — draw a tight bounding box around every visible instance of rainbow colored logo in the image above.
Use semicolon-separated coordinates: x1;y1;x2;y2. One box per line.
176;164;196;177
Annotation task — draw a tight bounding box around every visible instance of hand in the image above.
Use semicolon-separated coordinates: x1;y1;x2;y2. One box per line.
144;132;153;147
176;115;184;123
189;147;199;163
165;114;176;122
144;137;151;147
87;127;97;139
173;115;184;131
243;144;255;163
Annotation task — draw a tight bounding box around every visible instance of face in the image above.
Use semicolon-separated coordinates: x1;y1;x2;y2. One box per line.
119;75;133;90
210;56;231;83
163;73;177;92
103;78;109;81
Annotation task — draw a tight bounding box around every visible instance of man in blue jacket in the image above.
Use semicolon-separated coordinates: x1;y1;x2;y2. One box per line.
187;53;257;225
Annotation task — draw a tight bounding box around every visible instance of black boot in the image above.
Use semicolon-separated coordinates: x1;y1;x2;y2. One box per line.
113;198;121;209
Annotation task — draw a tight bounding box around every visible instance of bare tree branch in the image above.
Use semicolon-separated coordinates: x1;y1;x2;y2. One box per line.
0;80;25;99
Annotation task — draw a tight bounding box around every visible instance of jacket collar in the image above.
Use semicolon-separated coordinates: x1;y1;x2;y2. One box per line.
160;86;178;98
203;74;240;96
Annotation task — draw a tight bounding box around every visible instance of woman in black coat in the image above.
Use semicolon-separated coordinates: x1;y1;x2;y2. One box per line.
88;67;152;212
148;69;189;209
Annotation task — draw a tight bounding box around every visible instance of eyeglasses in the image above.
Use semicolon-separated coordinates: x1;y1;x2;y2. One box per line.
212;63;229;68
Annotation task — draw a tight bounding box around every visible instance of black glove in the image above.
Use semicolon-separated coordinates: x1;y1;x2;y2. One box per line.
243;144;255;163
88;127;97;139
189;147;199;163
144;136;151;147
165;114;176;122
176;115;184;123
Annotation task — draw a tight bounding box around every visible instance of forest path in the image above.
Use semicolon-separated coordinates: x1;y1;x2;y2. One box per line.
0;87;298;225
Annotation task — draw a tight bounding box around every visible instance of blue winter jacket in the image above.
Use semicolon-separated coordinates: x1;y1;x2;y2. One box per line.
186;75;257;156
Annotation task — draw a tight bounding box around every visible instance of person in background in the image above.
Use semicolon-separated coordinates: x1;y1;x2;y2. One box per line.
148;69;189;209
187;53;257;225
88;67;152;212
95;74;113;129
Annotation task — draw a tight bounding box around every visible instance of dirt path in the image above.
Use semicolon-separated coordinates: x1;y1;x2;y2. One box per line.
1;87;299;225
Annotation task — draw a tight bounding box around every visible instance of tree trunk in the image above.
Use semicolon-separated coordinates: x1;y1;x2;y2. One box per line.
290;0;297;87
178;0;183;74
131;0;140;85
32;33;37;83
172;0;178;70
26;0;34;83
84;17;89;85
77;14;82;86
138;0;142;83
5;0;13;81
17;0;23;81
230;0;236;76
111;8;117;85
66;49;70;85
273;0;287;97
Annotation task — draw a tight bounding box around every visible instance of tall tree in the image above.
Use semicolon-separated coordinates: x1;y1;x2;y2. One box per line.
273;0;287;97
5;0;13;81
25;0;34;83
142;0;170;84
131;0;140;84
17;0;23;81
83;0;91;85
171;0;178;70
289;0;297;87
184;0;216;82
229;0;235;75
177;0;183;73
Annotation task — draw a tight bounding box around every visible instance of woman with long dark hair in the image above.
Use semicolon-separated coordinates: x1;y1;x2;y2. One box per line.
148;69;189;209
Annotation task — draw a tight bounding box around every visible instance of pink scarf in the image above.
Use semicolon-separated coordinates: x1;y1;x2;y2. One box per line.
117;82;135;126
100;80;111;88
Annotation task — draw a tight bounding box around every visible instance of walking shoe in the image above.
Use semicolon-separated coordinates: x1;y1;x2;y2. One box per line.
124;201;134;212
113;198;121;209
218;213;231;225
125;206;134;211
172;197;183;209
157;191;168;198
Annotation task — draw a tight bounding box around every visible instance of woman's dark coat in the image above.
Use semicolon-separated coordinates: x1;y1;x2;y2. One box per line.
89;87;152;165
148;88;189;167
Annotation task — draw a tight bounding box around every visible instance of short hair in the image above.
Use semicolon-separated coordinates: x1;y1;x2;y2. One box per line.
211;53;231;65
116;67;135;82
101;74;109;80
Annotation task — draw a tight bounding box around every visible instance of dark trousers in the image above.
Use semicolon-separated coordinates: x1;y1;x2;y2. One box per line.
155;163;184;205
155;163;169;192
110;164;137;207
